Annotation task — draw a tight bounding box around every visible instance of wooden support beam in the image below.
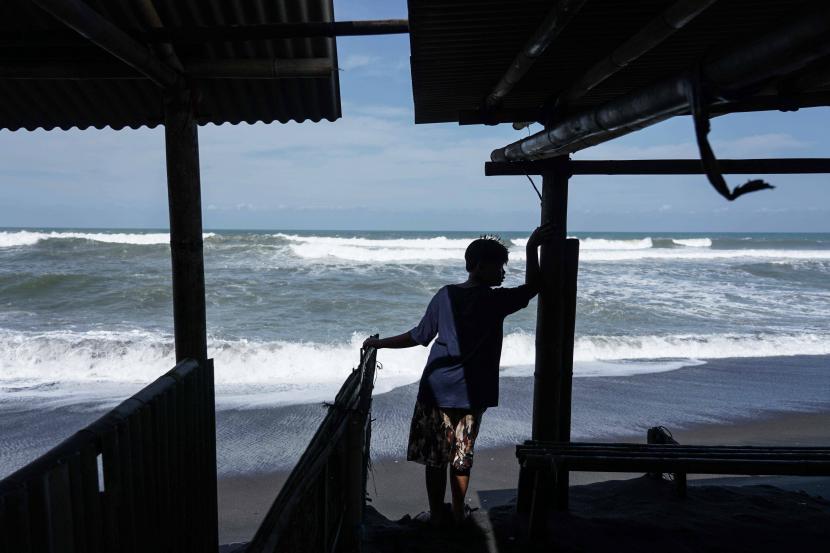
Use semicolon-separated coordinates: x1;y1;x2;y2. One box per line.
527;156;579;518
29;0;181;89
0;20;409;47
164;90;207;363
486;157;830;176
491;6;830;161
143;20;409;42
0;58;333;80
484;0;587;109
185;58;333;79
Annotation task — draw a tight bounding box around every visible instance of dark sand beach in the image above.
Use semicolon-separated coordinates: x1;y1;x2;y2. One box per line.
218;405;830;545
2;355;828;547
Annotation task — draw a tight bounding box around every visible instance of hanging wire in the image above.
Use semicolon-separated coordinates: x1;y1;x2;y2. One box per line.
525;174;542;202
522;124;542;203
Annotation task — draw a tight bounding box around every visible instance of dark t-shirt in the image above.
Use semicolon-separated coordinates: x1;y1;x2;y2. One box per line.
409;283;537;409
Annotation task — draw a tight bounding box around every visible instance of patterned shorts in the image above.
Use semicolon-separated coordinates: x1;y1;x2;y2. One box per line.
406;401;485;474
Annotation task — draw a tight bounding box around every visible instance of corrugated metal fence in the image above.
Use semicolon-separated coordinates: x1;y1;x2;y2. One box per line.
0;358;218;552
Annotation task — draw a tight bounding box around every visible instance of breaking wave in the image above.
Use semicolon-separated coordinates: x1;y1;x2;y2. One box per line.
2;328;828;407
672;238;712;248
0;230;216;248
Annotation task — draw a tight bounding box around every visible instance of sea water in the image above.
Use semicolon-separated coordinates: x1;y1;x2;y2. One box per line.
1;228;830;405
1;229;829;473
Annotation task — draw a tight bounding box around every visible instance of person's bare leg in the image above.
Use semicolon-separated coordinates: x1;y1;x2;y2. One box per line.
449;467;470;521
425;465;447;521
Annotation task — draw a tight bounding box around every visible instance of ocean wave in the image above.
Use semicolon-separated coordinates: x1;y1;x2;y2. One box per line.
281;234;656;263
575;249;830;262
672;238;712;248
277;233;472;262
0;231;216;248
273;234;830;263
512;237;654;250
2;329;829;406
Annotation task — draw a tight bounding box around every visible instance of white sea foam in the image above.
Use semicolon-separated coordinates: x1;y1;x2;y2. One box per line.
672;238;712;248
277;233;472;262
0;231;216;248
580;237;654;250
2;328;829;407
512;237;654;250
576;248;830;262
274;234;830;264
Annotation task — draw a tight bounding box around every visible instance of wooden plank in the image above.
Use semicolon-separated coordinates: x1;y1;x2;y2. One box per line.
45;463;75;553
1;484;33;552
26;473;51;553
66;453;86;552
520;450;830;460
138;404;158;548
168;384;185;553
519;442;830;452
203;359;219;551
101;428;121;552
116;419;136;553
79;443;103;553
485;158;830;176
126;407;147;550
523;455;830;475
184;370;199;552
155;388;172;552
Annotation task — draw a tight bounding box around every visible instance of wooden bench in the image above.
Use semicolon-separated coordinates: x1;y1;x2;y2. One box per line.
515;435;830;538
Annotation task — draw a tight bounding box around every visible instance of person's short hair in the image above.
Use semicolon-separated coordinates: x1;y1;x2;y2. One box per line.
465;236;509;271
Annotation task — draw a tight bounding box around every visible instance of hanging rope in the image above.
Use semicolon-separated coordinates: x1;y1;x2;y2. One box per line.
685;69;775;201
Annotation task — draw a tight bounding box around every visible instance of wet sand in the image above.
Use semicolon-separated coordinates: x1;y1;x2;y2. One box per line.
217;409;830;545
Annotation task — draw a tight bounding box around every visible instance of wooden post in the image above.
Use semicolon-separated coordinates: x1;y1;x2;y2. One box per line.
525;156;579;529
163;90;216;552
163;89;208;363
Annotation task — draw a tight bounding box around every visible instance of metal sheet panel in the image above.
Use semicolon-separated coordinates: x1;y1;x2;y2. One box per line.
408;0;825;124
0;0;341;130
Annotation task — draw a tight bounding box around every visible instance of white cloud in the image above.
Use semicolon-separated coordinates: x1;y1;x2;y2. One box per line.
340;54;377;71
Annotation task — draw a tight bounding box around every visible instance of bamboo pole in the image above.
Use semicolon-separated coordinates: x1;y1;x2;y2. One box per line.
163;90;207;363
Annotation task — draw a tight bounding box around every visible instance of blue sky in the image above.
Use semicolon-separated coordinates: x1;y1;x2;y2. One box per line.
1;0;828;233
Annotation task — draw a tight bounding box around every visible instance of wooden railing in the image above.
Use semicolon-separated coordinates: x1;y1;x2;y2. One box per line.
246;344;378;553
0;358;218;553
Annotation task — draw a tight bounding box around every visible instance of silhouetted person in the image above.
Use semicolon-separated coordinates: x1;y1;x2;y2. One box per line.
364;225;552;526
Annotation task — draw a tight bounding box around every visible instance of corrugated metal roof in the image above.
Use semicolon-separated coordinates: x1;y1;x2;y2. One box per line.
0;0;341;131
408;0;827;124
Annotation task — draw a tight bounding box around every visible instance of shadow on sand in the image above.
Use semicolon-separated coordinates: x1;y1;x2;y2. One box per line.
363;476;830;553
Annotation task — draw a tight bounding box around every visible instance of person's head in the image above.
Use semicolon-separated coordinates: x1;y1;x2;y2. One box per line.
465;236;508;286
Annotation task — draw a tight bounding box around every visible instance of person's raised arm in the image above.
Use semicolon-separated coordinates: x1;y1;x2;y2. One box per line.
363;332;417;350
525;223;554;290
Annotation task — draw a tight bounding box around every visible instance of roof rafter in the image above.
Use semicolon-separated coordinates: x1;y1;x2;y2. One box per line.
483;0;587;110
0;58;334;80
30;0;182;89
0;20;410;48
